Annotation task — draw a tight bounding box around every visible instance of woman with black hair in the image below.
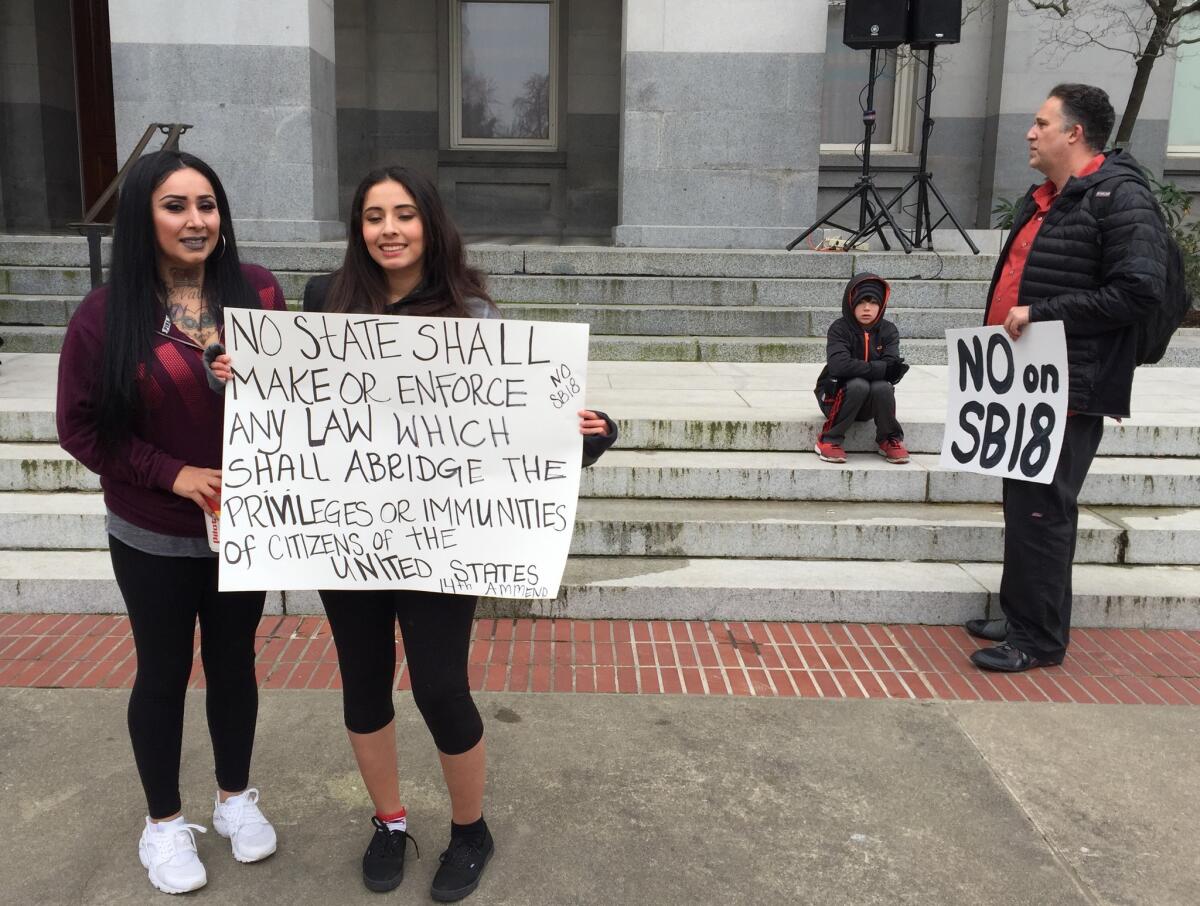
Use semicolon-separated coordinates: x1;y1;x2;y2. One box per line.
56;150;285;894
218;166;614;900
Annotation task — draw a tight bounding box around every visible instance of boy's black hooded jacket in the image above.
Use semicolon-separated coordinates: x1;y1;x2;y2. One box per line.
814;273;901;404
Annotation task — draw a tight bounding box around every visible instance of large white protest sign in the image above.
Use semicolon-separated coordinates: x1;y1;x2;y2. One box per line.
940;323;1068;484
218;309;590;598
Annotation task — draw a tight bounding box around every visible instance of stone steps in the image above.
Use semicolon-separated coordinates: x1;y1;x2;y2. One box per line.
488;275;991;308
7;404;1197;456
0;549;1194;628
3;443;1197;507
7;401;1200;457
2;231;1198;626
0;297;984;340
8;356;1198;456
0;293;987;337
581;451;1200;507
18;328;1200;367
4;242;1197;363
0;295;80;326
0;327;64;354
3;492;1195;566
0;262;997;298
0;235;1000;278
497;303;978;339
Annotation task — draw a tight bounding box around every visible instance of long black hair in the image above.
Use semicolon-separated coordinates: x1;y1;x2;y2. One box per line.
97;150;257;448
323;166;493;317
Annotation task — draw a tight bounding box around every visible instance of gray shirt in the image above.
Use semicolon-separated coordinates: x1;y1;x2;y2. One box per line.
107;510;215;558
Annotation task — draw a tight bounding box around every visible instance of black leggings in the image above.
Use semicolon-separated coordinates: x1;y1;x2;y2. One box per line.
109;537;266;819
319;589;483;755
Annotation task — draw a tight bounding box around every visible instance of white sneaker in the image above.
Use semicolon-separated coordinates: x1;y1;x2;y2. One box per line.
138;816;208;894
212;787;277;863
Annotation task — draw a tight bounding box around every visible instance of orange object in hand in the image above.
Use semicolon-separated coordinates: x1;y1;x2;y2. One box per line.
204;494;221;516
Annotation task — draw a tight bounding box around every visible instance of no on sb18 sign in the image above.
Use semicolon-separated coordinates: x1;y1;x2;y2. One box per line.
939;323;1068;485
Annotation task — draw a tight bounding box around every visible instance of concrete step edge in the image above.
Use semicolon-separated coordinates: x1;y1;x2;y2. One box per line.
5;411;1200;456
4;444;1196;468
1;450;1198;507
0;551;1194;628
1;495;1194;565
6;331;1200;368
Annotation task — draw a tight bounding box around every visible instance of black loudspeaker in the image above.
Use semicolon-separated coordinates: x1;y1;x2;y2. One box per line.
843;0;909;50
909;0;962;48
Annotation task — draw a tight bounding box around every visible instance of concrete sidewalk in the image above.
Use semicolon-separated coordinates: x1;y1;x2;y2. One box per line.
2;689;1196;906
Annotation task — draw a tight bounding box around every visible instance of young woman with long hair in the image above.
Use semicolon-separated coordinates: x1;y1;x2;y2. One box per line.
222;165;614;900
56;150;285;894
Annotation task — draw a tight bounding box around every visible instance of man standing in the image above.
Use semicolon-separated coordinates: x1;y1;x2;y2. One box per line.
966;84;1169;672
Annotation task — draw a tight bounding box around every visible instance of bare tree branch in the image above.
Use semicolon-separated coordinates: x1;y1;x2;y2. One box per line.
1118;7;1146;56
1026;0;1072;13
962;0;993;18
997;0;1200;145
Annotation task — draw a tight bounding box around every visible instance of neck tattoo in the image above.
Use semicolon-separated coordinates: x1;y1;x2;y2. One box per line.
163;268;215;346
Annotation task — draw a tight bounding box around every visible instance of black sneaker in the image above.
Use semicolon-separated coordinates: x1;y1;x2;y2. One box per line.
362;816;419;893
430;828;494;902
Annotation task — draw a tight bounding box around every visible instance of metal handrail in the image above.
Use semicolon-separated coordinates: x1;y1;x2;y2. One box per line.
70;122;193;288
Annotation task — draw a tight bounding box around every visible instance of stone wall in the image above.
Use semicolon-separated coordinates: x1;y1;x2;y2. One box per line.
615;0;828;249
108;0;342;240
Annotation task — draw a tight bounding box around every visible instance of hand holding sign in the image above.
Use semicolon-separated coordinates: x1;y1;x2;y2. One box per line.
1002;305;1032;341
172;465;221;514
940;323;1068;484
577;409;610;435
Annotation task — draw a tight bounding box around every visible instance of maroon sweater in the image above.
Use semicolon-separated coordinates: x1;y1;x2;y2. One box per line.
56;263;287;536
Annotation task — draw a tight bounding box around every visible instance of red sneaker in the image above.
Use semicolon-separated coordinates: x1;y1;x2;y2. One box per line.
814;440;847;463
878;437;910;464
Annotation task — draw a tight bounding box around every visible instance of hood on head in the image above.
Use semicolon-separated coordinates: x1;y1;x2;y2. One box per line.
841;272;891;327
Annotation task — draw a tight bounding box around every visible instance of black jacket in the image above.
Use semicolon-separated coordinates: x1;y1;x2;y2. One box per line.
302;273;617;465
814;272;901;405
983;149;1168;417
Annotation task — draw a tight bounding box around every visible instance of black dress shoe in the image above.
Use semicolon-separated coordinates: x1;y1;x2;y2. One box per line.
970;643;1060;673
964;618;1009;642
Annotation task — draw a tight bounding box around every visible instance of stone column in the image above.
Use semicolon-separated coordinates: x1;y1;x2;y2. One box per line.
614;0;827;249
108;0;342;241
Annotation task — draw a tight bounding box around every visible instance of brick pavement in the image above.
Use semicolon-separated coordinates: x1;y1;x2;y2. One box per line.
2;613;1198;704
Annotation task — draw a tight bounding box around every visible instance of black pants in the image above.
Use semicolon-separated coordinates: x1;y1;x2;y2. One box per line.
819;378;904;444
1000;414;1104;662
109;537;266;819
319;589;483;756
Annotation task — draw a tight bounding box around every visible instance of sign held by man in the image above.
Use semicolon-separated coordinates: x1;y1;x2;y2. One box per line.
941;323;1068;484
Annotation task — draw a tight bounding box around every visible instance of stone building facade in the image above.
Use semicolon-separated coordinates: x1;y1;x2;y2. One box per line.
1;0;1197;246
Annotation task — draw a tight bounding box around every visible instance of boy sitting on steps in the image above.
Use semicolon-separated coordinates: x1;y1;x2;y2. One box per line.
813;272;911;464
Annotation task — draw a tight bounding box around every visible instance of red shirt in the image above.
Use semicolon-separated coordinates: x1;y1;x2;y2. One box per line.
987;153;1106;327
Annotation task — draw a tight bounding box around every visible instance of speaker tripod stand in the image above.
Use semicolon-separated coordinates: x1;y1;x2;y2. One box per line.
788;48;912;253
879;46;979;253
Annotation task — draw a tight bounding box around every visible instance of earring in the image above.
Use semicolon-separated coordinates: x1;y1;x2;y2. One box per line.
214;233;227;260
